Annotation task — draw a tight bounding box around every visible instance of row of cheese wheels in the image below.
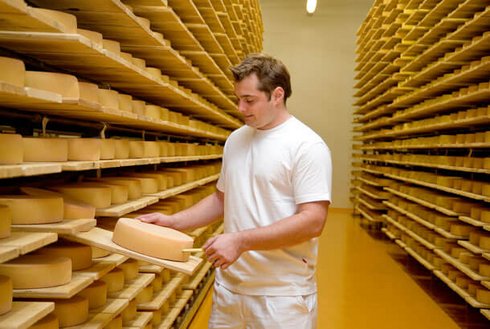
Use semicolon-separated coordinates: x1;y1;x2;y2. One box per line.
0;55;230;137
0;133;224;164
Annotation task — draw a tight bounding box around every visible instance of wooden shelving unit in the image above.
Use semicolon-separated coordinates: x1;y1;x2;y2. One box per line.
0;0;263;328
353;0;490;317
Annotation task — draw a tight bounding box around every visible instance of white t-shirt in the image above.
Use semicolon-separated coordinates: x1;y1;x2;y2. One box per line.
216;116;332;296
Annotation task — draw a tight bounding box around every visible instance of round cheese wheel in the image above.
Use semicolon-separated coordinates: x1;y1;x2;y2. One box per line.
0;205;12;239
97;89;119;109
0;275;12;315
482;210;490;224
53;295;89;327
117;94;133;113
25;71;79;100
144;105;162;120
124;176;158;194
0;195;63;224
476;288;490;304
91;246;111;258
479;262;490;277
145;67;162;80
77;29;103;47
97;178;142;200
479;233;490;250
0;134;23;164
0;255;71;289
104;315;122;329
0;56;25;87
29;313;59;329
35;240;92;270
151;273;163;292
23;138;68;162
101;268;124;293
143;142;160;158
131;57;146;70
131;100;146;116
78;81;99;104
67;138;101;161
152;309;162;326
112;218;193;261
51;185;112;208
78;280;107;309
102;39;121;56
31;8;77;33
100;139;116;160
129;141;144;158
136;285;153;304
113;140;130;159
122;299;137;324
118;259;139;281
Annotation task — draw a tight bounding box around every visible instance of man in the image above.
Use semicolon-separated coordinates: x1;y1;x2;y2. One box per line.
137;53;332;328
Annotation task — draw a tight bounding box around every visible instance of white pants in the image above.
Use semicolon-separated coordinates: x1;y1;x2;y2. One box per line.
208;282;318;329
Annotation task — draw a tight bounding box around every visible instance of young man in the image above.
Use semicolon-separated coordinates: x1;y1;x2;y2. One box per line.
137;53;332;328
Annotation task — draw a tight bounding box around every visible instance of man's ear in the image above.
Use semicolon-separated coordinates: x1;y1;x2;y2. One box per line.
272;87;285;103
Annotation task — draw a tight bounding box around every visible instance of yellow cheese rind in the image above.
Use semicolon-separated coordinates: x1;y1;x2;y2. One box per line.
29;313;59;329
112;218;193;261
31;8;78;33
51;185;112;208
117;259;139;281
67;138;101;161
77;280;107;309
91;246;111;258
25;71;79;99
0;275;12;315
0;205;12;239
113;139;130;159
0;195;63;224
100;268;124;293
97;89;119;109
96;178;142;200
78;82;99;104
100;139;116;160
53;295;89;327
136;285;153;304
105;315;122;329
0;134;23;164
23;138;68;162
77;28;103;47
0;255;71;289
35;241;92;270
122;299;137;324
0;56;25;87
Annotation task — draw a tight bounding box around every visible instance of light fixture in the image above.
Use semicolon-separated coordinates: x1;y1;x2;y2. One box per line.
306;0;317;15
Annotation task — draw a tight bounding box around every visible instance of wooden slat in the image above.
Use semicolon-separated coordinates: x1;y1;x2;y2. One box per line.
0;232;57;255
0;302;54;329
11;218;96;234
13;273;94;299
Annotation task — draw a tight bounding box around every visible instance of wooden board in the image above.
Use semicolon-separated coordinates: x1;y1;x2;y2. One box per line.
0;163;62;179
137;275;184;311
65;299;129;329
123;312;153;329
61;228;202;275
108;273;155;300
13;273;94;299
0;232;57;255
11;218;96;234
182;262;212;290
149;174;219;199
77;259;118;280
0;245;19;263
95;196;160;217
0;301;54;329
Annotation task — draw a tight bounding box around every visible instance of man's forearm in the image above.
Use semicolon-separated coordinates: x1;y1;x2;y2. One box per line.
172;191;225;231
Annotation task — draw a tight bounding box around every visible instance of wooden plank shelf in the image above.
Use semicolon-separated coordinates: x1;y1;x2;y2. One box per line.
12;272;94;299
123;311;153;329
177;270;214;329
77;259;119;280
69;299;129;329
109;273;155;300
149;174;219;200
0;0;67;33
11;218;96;234
160;290;193;329
0;232;57;256
137;275;185;311
0;301;54;329
458;240;490;255
95;196;160;217
0;162;62;179
434;249;490;281
383;214;437;250
182;261;212;290
0;246;19;263
61;227;202;275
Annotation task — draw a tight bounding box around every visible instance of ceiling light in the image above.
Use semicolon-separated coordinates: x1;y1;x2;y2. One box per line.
306;0;317;15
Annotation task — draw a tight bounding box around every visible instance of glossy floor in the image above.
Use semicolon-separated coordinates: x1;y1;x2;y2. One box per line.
188;209;488;328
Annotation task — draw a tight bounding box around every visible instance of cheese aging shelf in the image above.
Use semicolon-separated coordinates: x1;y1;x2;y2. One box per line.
352;0;490;317
0;0;263;328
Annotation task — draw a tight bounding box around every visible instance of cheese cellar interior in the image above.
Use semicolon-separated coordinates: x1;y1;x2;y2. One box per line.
0;0;489;328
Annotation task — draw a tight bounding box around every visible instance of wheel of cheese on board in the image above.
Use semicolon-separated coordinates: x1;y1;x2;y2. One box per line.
0;195;63;224
30;8;78;33
35;240;92;270
52;295;89;327
0;56;25;87
0;255;71;289
0;205;12;239
0;134;23;164
77;280;107;309
78;81;100;104
67;138;101;161
100;268;125;293
23;138;68;162
104;315;122;329
117;258;139;281
25;71;80;100
0;275;12;315
100;139;116;160
77;28;103;47
112;218;193;261
50;184;112;208
28;313;59;329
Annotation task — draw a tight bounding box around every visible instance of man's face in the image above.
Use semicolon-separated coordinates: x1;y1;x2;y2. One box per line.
235;74;283;130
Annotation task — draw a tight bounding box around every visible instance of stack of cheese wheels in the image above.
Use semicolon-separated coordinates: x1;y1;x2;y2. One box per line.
52;296;89;327
0;255;71;288
77;280;107;309
0;275;12;315
25;71;80;101
29;313;59;329
35;240;92;270
117;259;139;281
50;184;112;208
23;138;68;162
100;268;125;293
20;187;96;219
0;134;23;164
112;218;193;261
0;195;63;224
67;138;101;161
0;56;25;87
0;205;12;238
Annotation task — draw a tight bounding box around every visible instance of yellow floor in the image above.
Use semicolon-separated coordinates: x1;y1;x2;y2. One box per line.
188;209;488;328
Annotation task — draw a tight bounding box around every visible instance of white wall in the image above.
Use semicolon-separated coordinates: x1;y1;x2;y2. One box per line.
260;0;373;208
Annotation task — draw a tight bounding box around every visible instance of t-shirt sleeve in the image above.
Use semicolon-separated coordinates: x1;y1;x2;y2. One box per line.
293;141;332;204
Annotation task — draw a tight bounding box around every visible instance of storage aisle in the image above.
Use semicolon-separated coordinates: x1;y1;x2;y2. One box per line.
188;208;488;328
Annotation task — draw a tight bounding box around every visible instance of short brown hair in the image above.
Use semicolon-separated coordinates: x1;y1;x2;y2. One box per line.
230;53;292;103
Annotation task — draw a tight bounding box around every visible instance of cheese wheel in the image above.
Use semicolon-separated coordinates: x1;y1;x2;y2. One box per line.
51;185;112;208
31;8;77;33
91;246;112;258
104;315;122;329
100;139;116;160
117;94;133;113
479;233;490;250
20;187;95;220
126;173;166;190
125;176;158;194
129;141;144;158
78;280;107;309
97;178;142;200
100;268;125;293
112;218;193;261
131;100;146;116
144;105;162;120
136;285;153;304
121;299;137;324
78;82;99;104
0;134;23;165
35;241;92;270
482;210;490;223
145;67;162;80
53;296;89;327
77;28;103;47
162;269;171;283
131;57;146;70
98;183;129;205
0;195;63;224
120;52;133;63
25;71;79;100
23;138;68;162
113;139;130;159
0;255;71;288
117;259;139;281
151;273;163;292
0;56;25;87
479;262;490;277
29;313;59;329
0;205;12;239
476;288;490;304
144;142;160;158
152;309;162;326
67;138;101;161
102;39;121;56
97;89;119;109
0;275;12;315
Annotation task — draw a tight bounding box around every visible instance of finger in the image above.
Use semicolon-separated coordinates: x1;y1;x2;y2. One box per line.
136;213;159;223
202;236;217;251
